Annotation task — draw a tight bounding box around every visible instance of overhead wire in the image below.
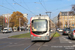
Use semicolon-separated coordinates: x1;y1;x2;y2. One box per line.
39;0;71;12
13;0;35;15
6;0;17;11
0;5;14;11
51;5;71;12
39;0;47;11
41;0;47;9
23;0;30;10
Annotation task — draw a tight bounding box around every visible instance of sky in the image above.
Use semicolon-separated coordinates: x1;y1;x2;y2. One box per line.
0;0;75;24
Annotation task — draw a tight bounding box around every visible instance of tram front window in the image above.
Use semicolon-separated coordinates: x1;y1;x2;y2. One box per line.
32;20;47;32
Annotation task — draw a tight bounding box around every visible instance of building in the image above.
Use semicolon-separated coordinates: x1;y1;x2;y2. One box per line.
23;14;28;26
52;16;58;24
50;19;55;29
2;14;28;22
2;14;28;23
58;11;75;29
23;14;28;18
2;14;11;27
52;16;58;28
2;14;28;27
2;14;11;23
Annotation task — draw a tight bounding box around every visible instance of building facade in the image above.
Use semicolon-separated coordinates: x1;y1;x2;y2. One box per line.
50;19;55;28
2;14;11;23
58;11;75;29
2;14;28;23
2;14;11;27
2;14;28;27
52;16;58;24
23;14;28;18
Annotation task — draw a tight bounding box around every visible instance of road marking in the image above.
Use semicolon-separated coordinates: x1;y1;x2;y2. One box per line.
8;44;24;47
59;36;73;43
73;45;75;47
69;42;72;43
62;36;70;41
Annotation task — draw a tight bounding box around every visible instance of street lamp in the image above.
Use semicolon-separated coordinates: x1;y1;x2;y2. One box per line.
16;14;21;31
13;3;21;6
2;15;4;29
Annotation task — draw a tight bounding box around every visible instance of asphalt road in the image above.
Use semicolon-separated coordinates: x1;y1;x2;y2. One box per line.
0;31;29;39
0;31;75;50
59;32;75;43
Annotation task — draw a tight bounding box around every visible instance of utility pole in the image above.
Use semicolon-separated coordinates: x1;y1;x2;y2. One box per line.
3;15;5;29
7;14;9;28
19;18;21;31
3;17;4;29
46;12;51;30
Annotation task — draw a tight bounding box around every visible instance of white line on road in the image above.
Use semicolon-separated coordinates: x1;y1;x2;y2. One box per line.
8;44;24;47
73;45;75;47
69;42;72;43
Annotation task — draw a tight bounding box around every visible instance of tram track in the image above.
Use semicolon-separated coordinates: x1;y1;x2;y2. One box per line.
24;42;36;50
24;30;56;50
24;42;45;50
37;42;45;50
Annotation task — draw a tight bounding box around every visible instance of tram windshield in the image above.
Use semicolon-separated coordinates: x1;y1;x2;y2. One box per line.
32;19;47;32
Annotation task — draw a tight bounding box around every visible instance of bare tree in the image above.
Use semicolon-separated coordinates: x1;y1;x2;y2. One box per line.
72;4;75;14
56;22;62;28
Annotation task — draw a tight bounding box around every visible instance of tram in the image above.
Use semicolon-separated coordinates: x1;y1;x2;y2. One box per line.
30;15;51;41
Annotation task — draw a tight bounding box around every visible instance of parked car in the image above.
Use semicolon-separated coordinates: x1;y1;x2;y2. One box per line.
58;29;63;32
56;28;60;31
2;27;12;33
68;28;75;40
13;27;17;32
62;28;70;35
50;29;53;33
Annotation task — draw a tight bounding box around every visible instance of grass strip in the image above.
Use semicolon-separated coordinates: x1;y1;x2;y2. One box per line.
8;33;30;38
53;32;60;37
9;32;60;38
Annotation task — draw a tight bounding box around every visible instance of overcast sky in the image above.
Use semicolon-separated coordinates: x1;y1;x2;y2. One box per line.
0;0;75;24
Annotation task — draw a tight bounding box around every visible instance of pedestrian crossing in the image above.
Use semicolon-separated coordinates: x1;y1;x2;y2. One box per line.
59;36;75;43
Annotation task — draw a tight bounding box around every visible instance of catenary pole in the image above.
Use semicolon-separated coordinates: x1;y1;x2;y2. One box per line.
46;12;52;30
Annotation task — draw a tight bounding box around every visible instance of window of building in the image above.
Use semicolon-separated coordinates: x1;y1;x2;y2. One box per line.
61;12;67;16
